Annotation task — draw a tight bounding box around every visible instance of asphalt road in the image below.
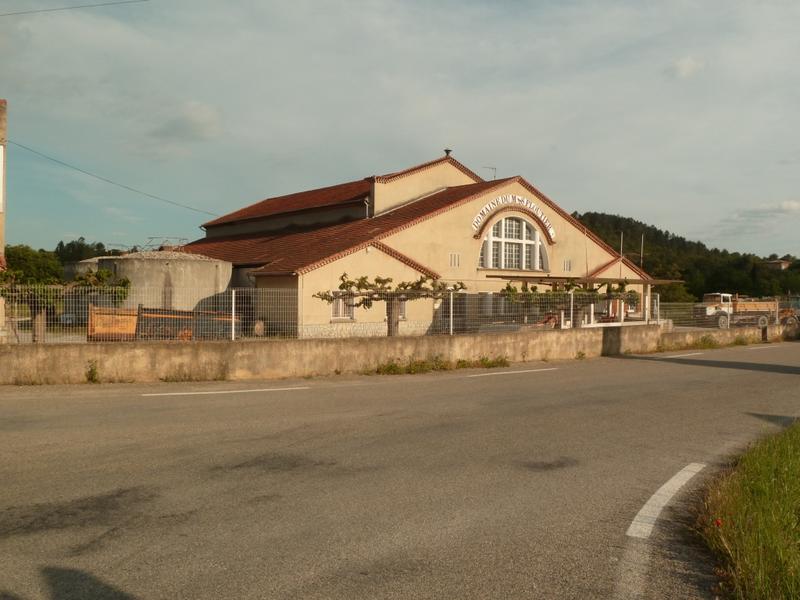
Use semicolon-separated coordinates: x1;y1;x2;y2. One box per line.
1;341;798;599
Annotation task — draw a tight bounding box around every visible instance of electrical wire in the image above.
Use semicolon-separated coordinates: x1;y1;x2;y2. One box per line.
0;0;149;18
9;140;219;217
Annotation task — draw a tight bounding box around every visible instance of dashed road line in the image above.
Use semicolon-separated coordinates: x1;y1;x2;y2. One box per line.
626;462;706;539
467;368;558;378
142;386;310;397
662;352;704;359
745;345;777;350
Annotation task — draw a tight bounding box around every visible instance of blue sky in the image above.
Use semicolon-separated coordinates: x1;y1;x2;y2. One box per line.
1;0;799;256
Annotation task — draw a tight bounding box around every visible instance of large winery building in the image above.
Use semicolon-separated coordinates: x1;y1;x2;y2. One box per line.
184;154;651;337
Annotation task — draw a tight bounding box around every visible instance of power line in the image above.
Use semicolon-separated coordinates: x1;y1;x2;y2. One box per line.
0;0;149;18
9;140;219;217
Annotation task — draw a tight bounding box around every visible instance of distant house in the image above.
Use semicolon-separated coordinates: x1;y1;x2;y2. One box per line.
764;259;792;271
183;154;652;337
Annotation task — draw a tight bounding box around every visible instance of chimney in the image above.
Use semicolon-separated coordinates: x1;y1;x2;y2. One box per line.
0;99;6;269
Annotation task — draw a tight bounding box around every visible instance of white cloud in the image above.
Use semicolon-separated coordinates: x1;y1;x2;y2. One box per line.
150;101;222;144
2;0;800;256
668;55;706;79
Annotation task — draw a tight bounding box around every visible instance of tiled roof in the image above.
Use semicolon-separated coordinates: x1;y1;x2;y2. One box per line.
184;178;511;274
203;179;372;228
374;155;483;184
185;172;653;281
202;155;483;228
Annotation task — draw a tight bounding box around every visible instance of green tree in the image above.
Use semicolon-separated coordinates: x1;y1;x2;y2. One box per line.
3;244;63;283
54;237;110;264
315;274;465;337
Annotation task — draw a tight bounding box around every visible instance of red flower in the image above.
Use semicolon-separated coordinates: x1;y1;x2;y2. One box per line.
714;518;723;528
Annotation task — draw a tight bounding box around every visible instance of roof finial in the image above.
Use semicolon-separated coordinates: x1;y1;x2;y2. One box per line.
444;148;452;157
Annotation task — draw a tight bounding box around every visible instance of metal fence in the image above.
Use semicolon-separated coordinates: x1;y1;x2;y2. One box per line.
0;286;657;344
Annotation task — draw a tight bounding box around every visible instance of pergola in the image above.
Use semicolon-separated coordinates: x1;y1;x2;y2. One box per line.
484;275;683;326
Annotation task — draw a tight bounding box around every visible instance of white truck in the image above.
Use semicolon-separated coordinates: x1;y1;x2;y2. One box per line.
695;293;785;329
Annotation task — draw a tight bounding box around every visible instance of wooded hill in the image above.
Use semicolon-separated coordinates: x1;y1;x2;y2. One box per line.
574;212;799;301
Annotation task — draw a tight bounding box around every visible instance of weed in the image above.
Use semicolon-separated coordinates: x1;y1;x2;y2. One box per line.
699;422;800;599
575;351;586;360
476;356;510;368
693;335;721;350
375;360;404;375
373;355;505;375
732;335;749;346
85;361;100;384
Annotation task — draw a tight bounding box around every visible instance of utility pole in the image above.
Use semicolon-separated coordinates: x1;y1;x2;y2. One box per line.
0;99;7;344
640;233;644;268
0;99;6;269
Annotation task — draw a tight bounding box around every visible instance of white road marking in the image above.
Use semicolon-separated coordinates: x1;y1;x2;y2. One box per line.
142;386;310;397
662;352;704;359
467;368;558;378
745;345;776;350
626;462;706;539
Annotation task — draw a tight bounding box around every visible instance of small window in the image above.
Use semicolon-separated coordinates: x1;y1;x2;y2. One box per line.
332;294;355;320
563;259;572;272
449;252;461;268
399;299;407;320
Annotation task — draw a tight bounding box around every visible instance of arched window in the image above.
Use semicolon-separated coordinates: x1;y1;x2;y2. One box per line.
478;216;549;271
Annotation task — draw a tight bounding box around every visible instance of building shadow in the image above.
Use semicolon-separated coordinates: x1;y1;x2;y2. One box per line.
601;327;622;356
613;354;800;376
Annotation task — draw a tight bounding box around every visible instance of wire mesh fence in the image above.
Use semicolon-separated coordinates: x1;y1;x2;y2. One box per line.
0;285;659;344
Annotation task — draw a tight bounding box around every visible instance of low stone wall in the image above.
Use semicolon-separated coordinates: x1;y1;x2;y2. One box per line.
660;324;783;349
1;324;792;386
0;325;662;385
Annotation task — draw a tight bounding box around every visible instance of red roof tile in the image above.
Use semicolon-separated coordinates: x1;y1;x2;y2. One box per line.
203;179;371;228
184;178;511;274
202;155;483;228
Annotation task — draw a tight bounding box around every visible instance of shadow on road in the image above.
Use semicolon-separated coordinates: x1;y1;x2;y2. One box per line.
1;568;138;600
746;412;798;427
612;354;800;376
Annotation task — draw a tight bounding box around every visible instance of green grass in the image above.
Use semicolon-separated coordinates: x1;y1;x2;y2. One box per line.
371;355;509;375
694;334;721;349
699;422;800;599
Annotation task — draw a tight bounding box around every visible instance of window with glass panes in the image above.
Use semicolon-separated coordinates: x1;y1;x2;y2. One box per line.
479;216;548;271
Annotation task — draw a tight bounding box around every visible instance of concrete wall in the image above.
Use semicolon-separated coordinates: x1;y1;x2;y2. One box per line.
3;324;792;386
0;325;662;385
660;325;784;348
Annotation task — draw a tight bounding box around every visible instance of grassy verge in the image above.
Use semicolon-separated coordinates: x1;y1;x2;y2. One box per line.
367;355;510;375
699;422;800;599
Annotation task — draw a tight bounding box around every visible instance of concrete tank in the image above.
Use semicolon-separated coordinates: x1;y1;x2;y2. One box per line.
97;251;232;311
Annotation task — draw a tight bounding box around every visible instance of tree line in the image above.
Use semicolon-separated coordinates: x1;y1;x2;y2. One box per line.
1;238;130;284
574;211;799;301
